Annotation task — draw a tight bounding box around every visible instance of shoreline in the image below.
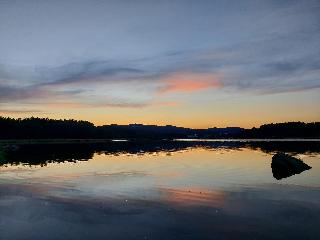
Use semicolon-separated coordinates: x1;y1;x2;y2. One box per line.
0;138;319;145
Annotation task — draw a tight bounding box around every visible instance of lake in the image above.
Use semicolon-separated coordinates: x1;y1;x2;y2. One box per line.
0;140;319;240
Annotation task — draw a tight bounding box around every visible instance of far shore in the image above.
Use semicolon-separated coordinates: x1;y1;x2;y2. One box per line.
0;138;320;145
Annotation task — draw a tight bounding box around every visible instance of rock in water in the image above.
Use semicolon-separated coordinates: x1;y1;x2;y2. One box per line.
271;152;311;180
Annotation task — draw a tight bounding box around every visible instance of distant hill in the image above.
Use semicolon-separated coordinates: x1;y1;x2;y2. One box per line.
0;117;319;139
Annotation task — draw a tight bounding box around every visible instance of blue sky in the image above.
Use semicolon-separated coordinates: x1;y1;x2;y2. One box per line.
0;0;319;127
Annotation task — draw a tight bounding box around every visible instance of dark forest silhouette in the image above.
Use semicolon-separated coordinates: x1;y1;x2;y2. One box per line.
0;116;319;139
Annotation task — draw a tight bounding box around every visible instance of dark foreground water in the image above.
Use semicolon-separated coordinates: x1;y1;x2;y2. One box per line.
0;140;319;240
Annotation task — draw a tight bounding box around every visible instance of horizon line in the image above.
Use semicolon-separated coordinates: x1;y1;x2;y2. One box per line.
1;115;319;130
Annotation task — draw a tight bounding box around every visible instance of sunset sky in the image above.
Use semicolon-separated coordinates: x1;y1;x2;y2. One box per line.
0;0;319;128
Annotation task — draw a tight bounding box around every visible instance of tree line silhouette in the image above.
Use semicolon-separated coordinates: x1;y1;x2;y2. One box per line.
0;116;319;139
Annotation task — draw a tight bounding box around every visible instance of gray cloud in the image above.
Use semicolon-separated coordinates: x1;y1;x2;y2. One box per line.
0;84;40;102
0;0;319;109
36;61;145;86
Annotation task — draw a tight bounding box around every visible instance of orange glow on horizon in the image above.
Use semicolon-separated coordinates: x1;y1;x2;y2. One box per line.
1;110;318;129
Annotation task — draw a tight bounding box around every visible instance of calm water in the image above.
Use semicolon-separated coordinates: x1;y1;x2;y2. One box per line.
0;141;319;240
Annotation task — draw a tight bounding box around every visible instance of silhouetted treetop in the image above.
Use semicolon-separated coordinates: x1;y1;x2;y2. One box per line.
0;116;319;139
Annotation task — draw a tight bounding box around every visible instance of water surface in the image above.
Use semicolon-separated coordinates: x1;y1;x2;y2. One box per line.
0;141;319;239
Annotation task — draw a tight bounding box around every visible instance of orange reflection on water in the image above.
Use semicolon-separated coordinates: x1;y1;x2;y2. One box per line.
160;187;226;207
1;146;319;203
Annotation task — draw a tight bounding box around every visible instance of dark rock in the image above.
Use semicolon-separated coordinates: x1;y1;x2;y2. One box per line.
271;152;311;180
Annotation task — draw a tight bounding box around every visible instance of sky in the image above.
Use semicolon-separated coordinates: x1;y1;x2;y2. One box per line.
0;0;319;128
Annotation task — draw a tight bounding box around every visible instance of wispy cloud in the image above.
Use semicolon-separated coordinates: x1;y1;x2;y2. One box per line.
0;109;44;114
43;101;148;109
0;83;82;103
0;0;319;117
0;84;48;102
157;72;221;94
36;60;145;86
